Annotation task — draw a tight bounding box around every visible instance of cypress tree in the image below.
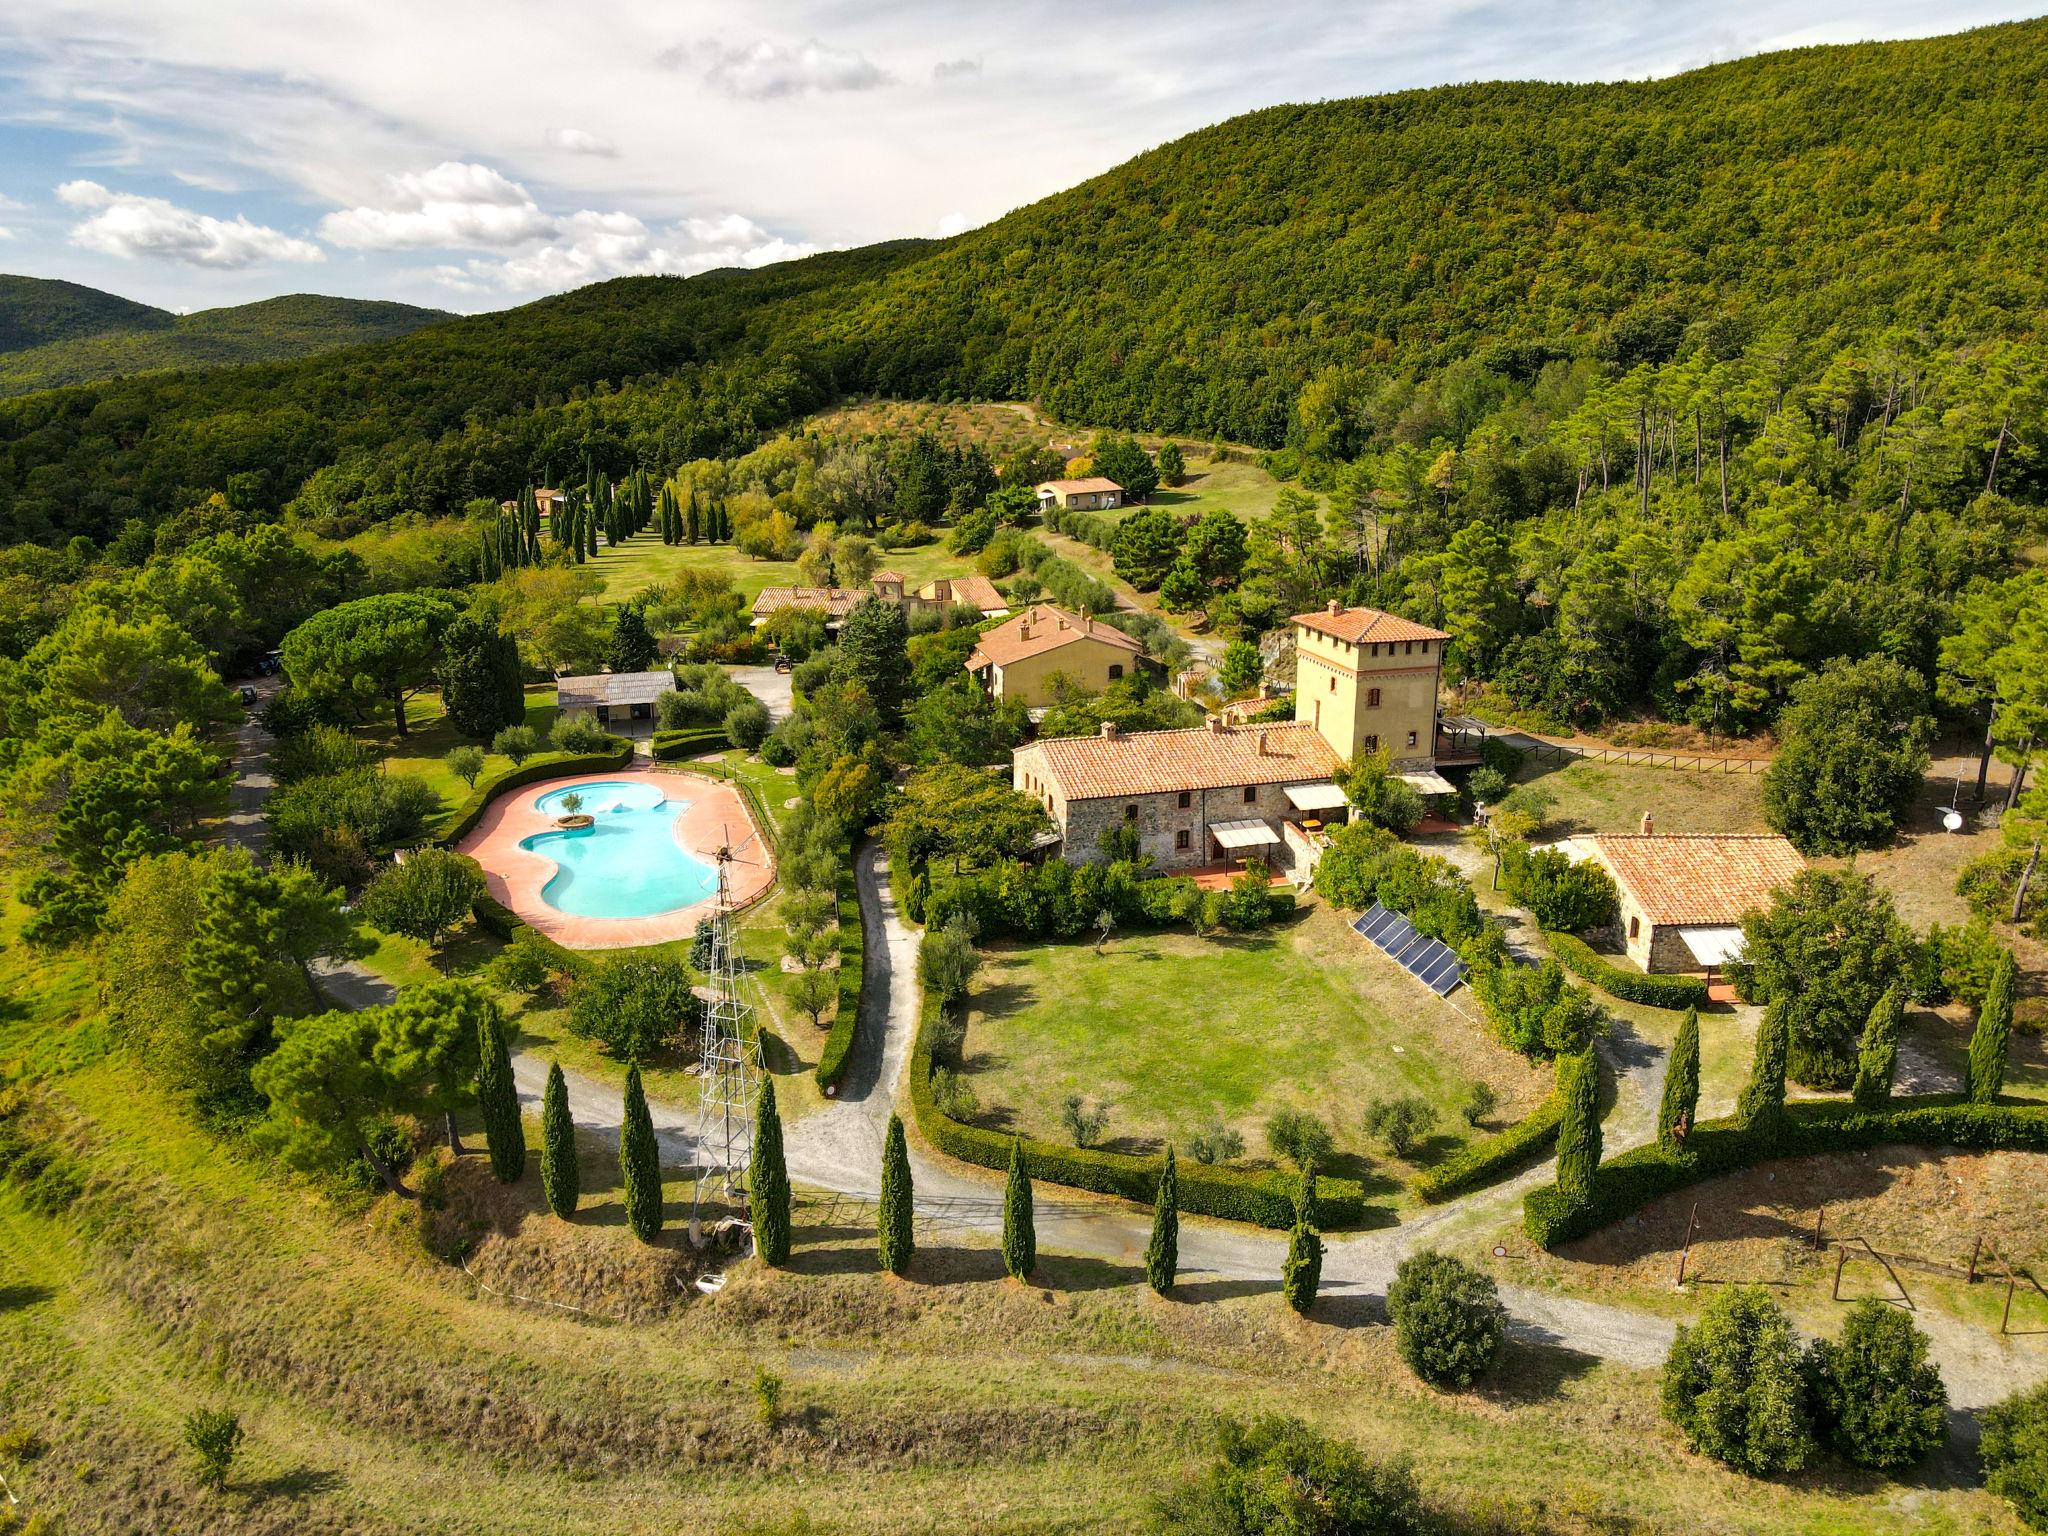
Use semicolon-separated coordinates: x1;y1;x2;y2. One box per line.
620;1066;663;1242
540;1061;578;1218
1851;986;1904;1109
878;1112;914;1275
1554;1046;1602;1206
1145;1145;1179;1294
1001;1137;1035;1280
1281;1160;1322;1314
478;532;499;583
1968;949;2016;1103
476;1002;525;1183
750;1075;792;1265
1657;1007;1701;1153
1737;998;1791;1132
685;491;700;544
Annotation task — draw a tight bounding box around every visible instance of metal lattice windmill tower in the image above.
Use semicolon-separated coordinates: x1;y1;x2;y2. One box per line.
692;827;763;1225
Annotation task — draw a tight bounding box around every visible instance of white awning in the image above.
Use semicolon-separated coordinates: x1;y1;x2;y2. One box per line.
1679;926;1746;968
1211;818;1281;850
1398;770;1457;796
1284;782;1351;812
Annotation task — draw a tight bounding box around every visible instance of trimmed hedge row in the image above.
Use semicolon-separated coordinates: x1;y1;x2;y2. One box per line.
1545;930;1710;1010
1413;1087;1563;1203
813;864;866;1092
1524;1097;2048;1246
435;740;634;845
651;727;729;761
463;865;588;977
907;989;1365;1230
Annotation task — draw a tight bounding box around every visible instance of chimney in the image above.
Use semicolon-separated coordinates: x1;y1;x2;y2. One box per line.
1258;729;1271;756
1099;720;1120;739
1019;618;1031;642
1207;715;1226;734
1327;598;1341;615
1639;812;1655;836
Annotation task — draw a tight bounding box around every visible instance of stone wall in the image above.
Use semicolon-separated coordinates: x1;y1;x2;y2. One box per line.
1062;779;1304;871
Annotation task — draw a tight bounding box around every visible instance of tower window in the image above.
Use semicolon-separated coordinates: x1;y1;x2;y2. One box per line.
1365;734;1379;752
1367;687;1382;708
1407;730;1418;748
1329;676;1336;692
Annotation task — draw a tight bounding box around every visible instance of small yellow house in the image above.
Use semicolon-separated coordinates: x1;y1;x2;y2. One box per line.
967;603;1145;708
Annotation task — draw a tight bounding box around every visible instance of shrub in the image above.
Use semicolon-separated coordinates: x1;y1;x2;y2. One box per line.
182;1408;243;1492
918;920;981;1005
1387;1251;1505;1388
1462;1081;1497;1128
1190;1123;1245;1164
1061;1093;1111;1148
724;697;771;751
650;726;727;760
1001;1137;1035;1280
1467;765;1510;806
878;1112;913;1274
1415;1089;1563;1202
1146;1147;1178;1294
444;744;486;789
269;768;441;886
1805;1300;1948;1469
568;952;700;1062
1507;845;1620;932
492;723;540;764
1982;1382;2048;1532
1150;1416;1431;1536
360;846;485;944
550;713;611;753
1264;1107;1333;1169
1545;930;1709;1009
1363;1095;1438;1158
1660;1287;1814;1475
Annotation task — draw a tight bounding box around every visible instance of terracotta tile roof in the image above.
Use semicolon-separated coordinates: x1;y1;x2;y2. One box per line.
1292;603;1450;644
967;603;1144;671
752;586;865;620
871;569;907;583
921;573;1007;613
1027;720;1342;802
1037;477;1123;495
1588;834;1805;927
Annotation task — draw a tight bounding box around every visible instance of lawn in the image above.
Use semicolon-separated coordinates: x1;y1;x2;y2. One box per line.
585;532;979;603
355;684;560;821
960;903;1550;1186
1504;755;1772;839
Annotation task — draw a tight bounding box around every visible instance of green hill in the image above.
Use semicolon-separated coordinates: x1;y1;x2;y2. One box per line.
2;18;2045;541
0;278;451;397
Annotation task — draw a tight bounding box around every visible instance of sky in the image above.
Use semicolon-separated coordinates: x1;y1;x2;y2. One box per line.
0;1;2035;316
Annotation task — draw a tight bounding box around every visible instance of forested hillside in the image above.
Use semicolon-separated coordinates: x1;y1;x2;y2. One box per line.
0;18;2042;548
0;278;451;398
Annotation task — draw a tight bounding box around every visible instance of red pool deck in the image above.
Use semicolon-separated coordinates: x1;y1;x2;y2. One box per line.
455;767;774;950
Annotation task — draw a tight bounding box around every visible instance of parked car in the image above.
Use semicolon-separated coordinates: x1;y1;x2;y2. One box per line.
773;655;794;673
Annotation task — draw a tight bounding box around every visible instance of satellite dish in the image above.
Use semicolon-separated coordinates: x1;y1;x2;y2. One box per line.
1942;808;1965;833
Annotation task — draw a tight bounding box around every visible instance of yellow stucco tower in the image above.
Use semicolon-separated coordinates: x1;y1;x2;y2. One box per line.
1291;602;1450;771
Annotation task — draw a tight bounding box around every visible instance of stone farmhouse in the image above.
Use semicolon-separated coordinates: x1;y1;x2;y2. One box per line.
1551;825;1806;973
751;570;1009;631
1035;476;1124;512
1010;604;1463;872
966;603;1147;709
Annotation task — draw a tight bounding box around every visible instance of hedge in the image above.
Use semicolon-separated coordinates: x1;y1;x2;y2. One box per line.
907;989;1364;1230
1523;1097;2048;1246
434;739;633;845
462;862;588;977
1413;1087;1564;1203
651;727;729;761
927;858;1295;943
1545;930;1709;1010
813;863;866;1093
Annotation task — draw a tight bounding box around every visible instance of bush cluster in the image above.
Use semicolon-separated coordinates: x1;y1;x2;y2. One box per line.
1544;929;1710;1009
1413;1088;1564;1202
926;857;1291;941
1310;823;1482;944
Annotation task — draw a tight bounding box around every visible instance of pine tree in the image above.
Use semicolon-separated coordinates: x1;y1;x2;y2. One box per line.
748;1075;792;1265
1554;1046;1602;1206
540;1061;578;1217
1145;1145;1179;1295
620;1066;663;1242
1001;1137;1035;1280
1281;1160;1322;1314
1968;948;2016;1102
1851;986;1904;1109
1657;1007;1701;1153
1737;998;1791;1132
475;1001;525;1183
878;1112;914;1275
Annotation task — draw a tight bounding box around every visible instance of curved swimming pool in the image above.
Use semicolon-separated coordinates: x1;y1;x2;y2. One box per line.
520;780;719;919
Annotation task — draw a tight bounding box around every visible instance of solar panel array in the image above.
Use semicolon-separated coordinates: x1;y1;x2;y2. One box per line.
1350;903;1469;997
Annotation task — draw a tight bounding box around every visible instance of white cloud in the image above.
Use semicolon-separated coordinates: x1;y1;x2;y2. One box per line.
434;208;824;295
54;179;322;267
932;57;981;79
933;210;972;237
550;127;616;157
677;37;890;99
0;193;26;212
318;160;555;249
0;226;15;241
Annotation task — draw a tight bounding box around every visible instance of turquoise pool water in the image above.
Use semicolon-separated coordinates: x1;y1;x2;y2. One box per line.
520;781;719;919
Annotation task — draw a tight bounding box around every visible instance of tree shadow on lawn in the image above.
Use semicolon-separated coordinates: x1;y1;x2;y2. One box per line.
0;1282;52;1312
965;978;1036;1023
245;1466;347;1501
1472;1338;1603;1404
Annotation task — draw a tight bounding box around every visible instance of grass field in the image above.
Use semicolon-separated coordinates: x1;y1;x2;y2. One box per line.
584;533;977;603
353;684;561;820
2;891;2032;1534
960;904;1550;1188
